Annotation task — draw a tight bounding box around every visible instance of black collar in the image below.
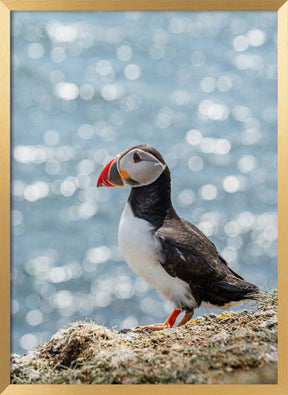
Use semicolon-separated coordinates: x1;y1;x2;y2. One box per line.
128;167;176;229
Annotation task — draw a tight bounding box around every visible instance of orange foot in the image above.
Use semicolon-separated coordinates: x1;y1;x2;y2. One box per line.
133;309;182;332
133;323;171;331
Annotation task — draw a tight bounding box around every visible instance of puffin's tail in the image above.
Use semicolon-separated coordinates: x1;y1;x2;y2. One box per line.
205;276;260;307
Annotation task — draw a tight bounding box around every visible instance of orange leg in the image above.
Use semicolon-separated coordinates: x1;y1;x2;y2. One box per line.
133;309;182;331
176;310;194;327
164;308;182;327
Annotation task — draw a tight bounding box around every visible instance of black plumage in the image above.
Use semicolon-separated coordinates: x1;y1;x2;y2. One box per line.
127;144;259;310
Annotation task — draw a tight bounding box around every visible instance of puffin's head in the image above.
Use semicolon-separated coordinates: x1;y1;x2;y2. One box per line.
97;144;167;188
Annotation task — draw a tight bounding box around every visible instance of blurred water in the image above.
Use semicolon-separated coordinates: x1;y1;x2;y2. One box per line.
11;11;277;355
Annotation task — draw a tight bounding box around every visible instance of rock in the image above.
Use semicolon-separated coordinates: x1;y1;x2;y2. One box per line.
10;290;278;384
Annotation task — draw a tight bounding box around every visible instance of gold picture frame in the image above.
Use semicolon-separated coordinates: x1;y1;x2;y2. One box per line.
0;1;287;393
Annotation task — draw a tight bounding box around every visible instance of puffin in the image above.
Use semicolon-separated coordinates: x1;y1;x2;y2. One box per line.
97;144;259;330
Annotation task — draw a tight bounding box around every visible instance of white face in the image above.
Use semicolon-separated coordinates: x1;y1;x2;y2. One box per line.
118;148;166;187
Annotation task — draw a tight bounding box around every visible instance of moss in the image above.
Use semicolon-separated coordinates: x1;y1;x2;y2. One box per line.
11;290;278;384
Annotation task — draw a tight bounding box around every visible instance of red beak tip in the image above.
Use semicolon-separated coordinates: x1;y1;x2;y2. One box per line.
97;157;124;188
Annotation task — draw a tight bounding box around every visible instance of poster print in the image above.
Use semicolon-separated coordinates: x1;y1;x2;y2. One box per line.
11;11;277;384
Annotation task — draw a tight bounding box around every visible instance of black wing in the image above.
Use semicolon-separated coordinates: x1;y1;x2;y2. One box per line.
155;216;259;306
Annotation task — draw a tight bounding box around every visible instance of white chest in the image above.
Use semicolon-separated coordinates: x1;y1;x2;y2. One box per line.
118;203;196;310
118;203;162;284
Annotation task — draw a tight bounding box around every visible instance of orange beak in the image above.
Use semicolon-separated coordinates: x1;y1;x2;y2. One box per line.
97;158;124;188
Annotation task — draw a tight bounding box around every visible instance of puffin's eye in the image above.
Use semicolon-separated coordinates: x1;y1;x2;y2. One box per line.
133;152;141;163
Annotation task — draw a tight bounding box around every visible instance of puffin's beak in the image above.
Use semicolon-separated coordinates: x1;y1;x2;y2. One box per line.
97;157;124;188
